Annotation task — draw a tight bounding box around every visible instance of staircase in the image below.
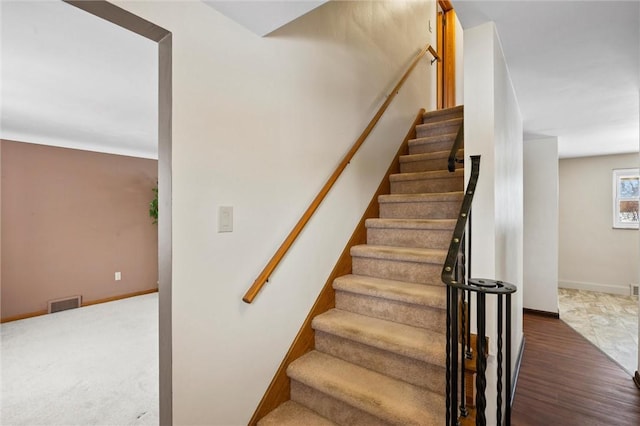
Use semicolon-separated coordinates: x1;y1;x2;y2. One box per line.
258;105;465;426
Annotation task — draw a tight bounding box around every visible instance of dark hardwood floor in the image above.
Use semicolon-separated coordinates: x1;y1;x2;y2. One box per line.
512;313;640;425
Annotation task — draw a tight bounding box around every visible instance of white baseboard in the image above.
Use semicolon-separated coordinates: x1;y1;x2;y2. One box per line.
558;280;629;296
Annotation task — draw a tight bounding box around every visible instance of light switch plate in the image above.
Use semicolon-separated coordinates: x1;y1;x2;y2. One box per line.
218;206;233;232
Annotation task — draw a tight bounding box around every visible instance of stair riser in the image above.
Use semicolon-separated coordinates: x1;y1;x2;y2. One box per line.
416;122;460;138
335;290;446;331
380;201;461;220
391;176;464;194
290;381;388;426
352;256;443;285
366;227;453;250
315;331;446;393
422;111;463;124
409;139;454;155
400;158;448;173
256;402;335;426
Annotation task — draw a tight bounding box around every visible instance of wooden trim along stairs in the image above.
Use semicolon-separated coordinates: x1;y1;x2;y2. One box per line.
251;105;465;425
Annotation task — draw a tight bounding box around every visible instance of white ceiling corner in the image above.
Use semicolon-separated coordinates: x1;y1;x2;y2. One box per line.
1;0;329;160
3;1;637;160
203;0;328;36
453;0;640;159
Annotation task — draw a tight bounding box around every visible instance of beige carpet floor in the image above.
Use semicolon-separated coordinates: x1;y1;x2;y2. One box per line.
1;293;158;426
558;288;638;375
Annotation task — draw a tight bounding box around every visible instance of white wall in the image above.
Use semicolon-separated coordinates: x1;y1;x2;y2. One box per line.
455;13;464;106
464;21;524;424
523;137;559;313
559;153;640;295
114;1;436;424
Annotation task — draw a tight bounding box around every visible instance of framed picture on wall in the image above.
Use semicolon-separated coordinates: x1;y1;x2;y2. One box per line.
613;168;639;229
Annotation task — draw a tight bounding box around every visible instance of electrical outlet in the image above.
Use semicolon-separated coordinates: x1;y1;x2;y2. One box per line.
115;272;122;281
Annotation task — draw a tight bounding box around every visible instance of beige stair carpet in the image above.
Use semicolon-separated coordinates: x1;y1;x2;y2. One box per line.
333;274;446;331
258;105;464;426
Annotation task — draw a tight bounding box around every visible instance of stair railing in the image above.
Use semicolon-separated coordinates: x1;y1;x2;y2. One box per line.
242;44;441;304
441;155;517;426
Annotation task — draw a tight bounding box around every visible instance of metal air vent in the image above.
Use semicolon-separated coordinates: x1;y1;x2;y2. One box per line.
48;295;82;314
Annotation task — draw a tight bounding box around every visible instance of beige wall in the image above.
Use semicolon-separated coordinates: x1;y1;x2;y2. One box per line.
114;1;435;424
523;137;559;313
559;153;640;295
1;140;158;320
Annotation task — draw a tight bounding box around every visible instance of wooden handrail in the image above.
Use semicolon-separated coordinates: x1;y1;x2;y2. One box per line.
243;43;441;304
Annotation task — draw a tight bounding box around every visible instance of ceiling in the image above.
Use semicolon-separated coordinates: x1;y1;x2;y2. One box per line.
1;1;638;160
453;0;640;158
0;0;326;159
203;1;326;36
1;1;158;159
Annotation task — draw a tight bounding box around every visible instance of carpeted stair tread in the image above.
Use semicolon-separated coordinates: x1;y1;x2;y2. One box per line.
390;169;464;195
288;351;445;425
365;218;456;230
417;117;462;128
312;308;445;365
333;274;446;309
379;191;464;203
257;400;337;426
378;192;463;220
408;133;457;146
416;118;462;134
399;149;459;173
365;218;455;250
422;105;463;123
390;168;464;182
351;244;447;264
400;149;453;163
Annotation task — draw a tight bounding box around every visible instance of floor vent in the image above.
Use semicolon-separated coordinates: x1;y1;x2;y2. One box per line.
48;295;82;314
631;284;639;297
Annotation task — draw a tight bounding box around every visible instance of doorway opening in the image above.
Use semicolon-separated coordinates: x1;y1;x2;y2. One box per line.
57;1;173;423
0;1;172;424
436;0;456;109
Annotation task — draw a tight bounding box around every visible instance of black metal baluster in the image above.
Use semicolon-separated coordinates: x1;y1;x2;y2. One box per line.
466;210;472;358
505;293;512;426
459;312;468;418
441;155;520;425
497;295;503;425
467;208;472;278
446;284;452;425
459;238;468;418
451;286;459;425
459;293;468;418
475;292;487;426
466;290;472;359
